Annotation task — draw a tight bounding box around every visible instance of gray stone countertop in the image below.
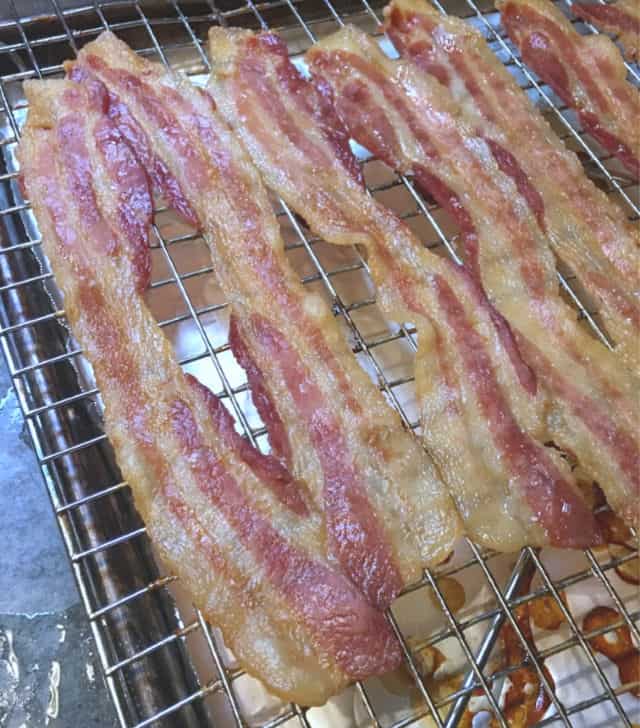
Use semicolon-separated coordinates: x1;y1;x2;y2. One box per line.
0;358;118;727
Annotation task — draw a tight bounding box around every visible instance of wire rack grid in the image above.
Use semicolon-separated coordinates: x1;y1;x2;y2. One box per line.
0;0;638;726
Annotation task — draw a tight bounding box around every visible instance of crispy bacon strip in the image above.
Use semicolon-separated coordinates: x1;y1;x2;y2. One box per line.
18;77;403;703
208;27;604;551
68;31;461;609
497;0;640;179
573;0;639;61
384;0;640;376
306;26;639;535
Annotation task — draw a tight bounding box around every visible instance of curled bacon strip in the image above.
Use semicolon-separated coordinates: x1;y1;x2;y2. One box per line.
497;0;640;179
68;31;461;609
209;26;604;551
18;77;402;704
306;25;638;536
384;0;640;377
573;0;639;61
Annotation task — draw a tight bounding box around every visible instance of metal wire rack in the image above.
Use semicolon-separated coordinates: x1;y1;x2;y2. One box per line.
0;0;638;726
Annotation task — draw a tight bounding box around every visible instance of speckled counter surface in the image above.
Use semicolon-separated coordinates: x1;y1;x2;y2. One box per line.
0;358;117;727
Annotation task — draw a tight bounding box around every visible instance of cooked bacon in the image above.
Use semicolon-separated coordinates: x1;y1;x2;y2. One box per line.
306;26;638;535
497;0;640;179
572;0;639;61
18;77;405;704
384;0;640;376
68;31;461;608
208;26;604;551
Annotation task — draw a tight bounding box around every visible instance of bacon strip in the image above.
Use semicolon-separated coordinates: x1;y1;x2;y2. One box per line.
208;27;604;551
572;0;639;61
68;31;461;609
497;0;640;179
18;77;403;704
384;0;640;376
306;26;638;535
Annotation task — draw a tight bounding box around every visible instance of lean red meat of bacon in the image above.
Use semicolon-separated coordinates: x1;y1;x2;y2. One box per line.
384;0;640;377
208;26;605;551
68;31;461;609
497;0;639;179
18;77;404;705
306;26;639;535
572;0;639;61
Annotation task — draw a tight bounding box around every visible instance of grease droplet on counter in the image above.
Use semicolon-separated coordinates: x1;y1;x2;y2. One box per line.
45;660;60;724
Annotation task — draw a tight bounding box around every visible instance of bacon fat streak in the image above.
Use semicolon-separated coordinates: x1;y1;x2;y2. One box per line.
18;77;403;705
306;25;639;536
208;26;604;551
384;0;640;377
68;31;461;609
497;0;640;179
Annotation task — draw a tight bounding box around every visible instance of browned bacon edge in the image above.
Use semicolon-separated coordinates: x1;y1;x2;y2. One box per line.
67;30;462;610
306;26;638;536
208;26;605;550
383;0;640;372
18;75;402;705
572;0;640;61
497;0;640;179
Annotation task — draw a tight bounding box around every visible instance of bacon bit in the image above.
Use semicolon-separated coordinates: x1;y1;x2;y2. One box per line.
379;663;420;697
608;544;640;586
495;596;553;727
597;509;636;548
584;606;640;697
412;642;447;678
594;510;639;584
429;576;466;614
439;550;455;566
406;641;468;713
529;591;567;631
379;639;445;698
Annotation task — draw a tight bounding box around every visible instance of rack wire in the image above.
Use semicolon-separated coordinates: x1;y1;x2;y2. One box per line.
0;0;638;726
